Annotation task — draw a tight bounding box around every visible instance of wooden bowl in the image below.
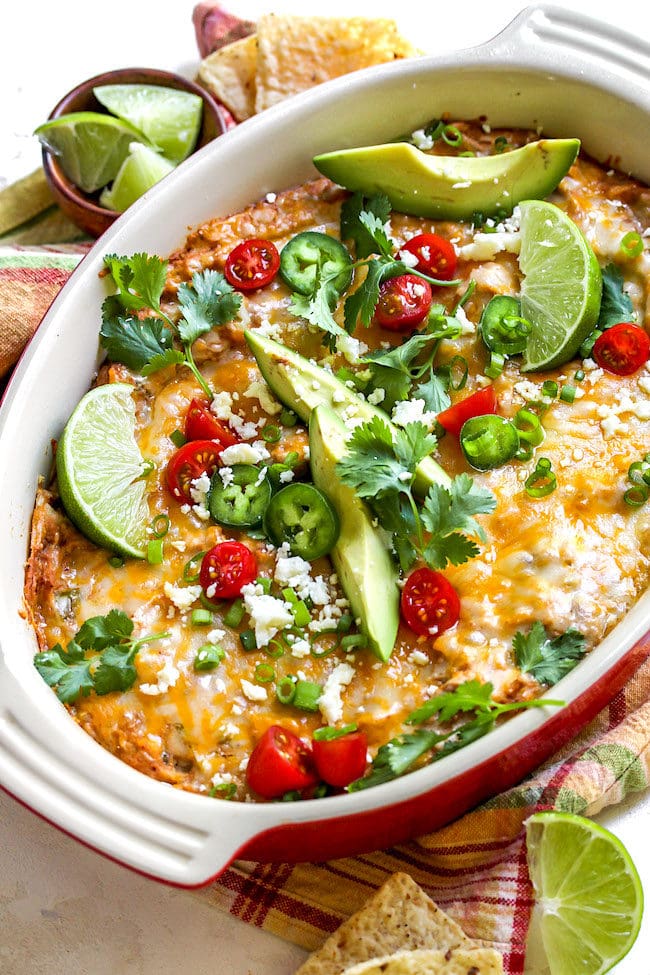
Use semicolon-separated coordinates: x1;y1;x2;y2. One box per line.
41;67;226;238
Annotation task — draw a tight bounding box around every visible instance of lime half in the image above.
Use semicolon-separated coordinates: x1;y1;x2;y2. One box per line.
99;142;175;212
525;811;643;975
519;199;602;371
34;112;148;193
56;384;149;558
94;84;203;163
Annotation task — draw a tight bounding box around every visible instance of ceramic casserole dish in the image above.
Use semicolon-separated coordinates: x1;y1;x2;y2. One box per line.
2;3;650;886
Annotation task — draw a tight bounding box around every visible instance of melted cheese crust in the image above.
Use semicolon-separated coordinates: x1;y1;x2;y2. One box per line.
24;124;650;800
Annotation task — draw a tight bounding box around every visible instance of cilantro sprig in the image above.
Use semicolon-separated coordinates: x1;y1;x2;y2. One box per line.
100;254;242;399
513;620;586;685
34;609;169;704
337;416;495;571
348;677;564;791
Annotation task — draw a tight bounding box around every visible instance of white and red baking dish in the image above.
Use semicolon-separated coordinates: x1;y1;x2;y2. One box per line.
2;4;650;886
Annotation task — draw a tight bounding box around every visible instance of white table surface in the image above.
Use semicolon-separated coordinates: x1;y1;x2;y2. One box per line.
2;2;650;972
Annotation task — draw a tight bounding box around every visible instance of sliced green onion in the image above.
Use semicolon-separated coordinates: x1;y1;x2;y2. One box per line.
255;662;275;683
284;451;301;469
280;409;298;427
240;629;257;652
525;457;557;498
194;644;225;671
282;587;298;604
138;459;155;480
293;680;322;712
108;555;125;568
515;443;534;462
312;783;329;798
276;675;297;704
261;423;281;443
442;124;462;146
150;513;170;538
255;576;272;595
542;380;558;399
223;598;245;628
341;634;368;651
484;351;505;379
579;329;602;359
191;608;212;626
209;781;236;799
620;231;643;259
441;354;468;391
280;789;302;802
560;384;576;404
574;369;585;382
147;539;164;565
624;485;649;507
424;119;444;140
494;136;509;153
291;600;311;629
313;723;358;741
458;150;475;157
183;551;205;583
265;639;285;659
200;591;221;612
514;408;545;448
310;634;339;658
336;613;353;633
170;429;187;449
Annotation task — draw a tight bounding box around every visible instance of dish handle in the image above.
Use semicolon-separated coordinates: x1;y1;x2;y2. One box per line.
484;3;650;90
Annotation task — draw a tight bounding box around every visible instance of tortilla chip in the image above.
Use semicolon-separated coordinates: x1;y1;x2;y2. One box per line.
197;34;258;122
254;15;418;114
294;873;472;975
342;948;504;975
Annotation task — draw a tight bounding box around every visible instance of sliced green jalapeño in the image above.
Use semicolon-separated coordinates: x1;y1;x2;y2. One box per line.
279;231;353;296
263;482;340;560
480;295;531;356
208;464;272;528
460;414;520;471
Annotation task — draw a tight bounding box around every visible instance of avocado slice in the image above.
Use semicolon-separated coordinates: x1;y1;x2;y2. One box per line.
313;138;580;221
309;405;399;662
244;329;449;495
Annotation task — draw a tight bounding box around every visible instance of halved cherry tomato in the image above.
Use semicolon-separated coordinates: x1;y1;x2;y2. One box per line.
437;385;498;438
199;541;257;600
246;725;318;799
312;731;368;788
166;440;221;503
592;322;650;376
224;238;280;292
401;233;457;281
185;398;239;447
401;567;461;638
373;273;433;332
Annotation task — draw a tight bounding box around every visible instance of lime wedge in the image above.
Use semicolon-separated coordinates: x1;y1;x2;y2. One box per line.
519;199;602;371
99;142;175;212
525;811;643;975
34;112;148;193
93;84;203;163
56;384;149;558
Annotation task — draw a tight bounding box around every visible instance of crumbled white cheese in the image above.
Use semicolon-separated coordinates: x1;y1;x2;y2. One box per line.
189;472;212;521
411;128;434;150
391;397;437;429
241;679;268;702
164;582;202;611
211;390;234;420
318;663;355;725
243;380;282;415
278;469;295;484
274;543;331;605
265;192;277;203
206;628;226;645
337;333;369;364
367;387;386;406
139;657;180;696
513;380;546;404
241;583;294;647
454;303;476;336
457;231;521;262
397;247;419;268
220;442;269;466
211;771;234;786
218;466;235;487
290;639;311;659
409;649;429;666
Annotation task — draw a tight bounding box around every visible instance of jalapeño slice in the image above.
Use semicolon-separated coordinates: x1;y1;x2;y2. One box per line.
208;464;272;528
264;483;340;560
279;231;353;296
479;294;531;356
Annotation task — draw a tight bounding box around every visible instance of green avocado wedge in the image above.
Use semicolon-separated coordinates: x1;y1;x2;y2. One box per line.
244;329;449;495
313;138;580;221
309;405;399;662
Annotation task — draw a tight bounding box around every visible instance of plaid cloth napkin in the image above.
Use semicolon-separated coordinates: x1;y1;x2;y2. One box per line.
2;176;650;975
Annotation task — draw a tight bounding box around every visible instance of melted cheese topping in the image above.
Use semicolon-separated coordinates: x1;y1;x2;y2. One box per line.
24;128;650;800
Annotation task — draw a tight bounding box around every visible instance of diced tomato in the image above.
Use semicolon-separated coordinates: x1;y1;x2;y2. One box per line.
199;541;257;600
312;731;368;788
185;398;239;447
373;273;433;332
400;233;458;281
437;385;498;437
592;322;650;376
246;725;318;799
166;440;221;503
224;238;280;291
400;567;461;638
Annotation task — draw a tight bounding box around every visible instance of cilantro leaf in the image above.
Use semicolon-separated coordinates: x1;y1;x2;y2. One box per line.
358;210;394;258
422;474;496;545
340;192;392;259
337;415;408;498
92;645;139;695
177;269;242;344
76;609;134;650
424;532;480;569
343;260;389;332
394;422;438;471
407;679;496;724
513;621;587;685
34;646;94;704
99;308;175;371
141;349;186;376
597;263;635;331
413;370;451;413
347;728;444;790
290;278;346;342
104;253;167;313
